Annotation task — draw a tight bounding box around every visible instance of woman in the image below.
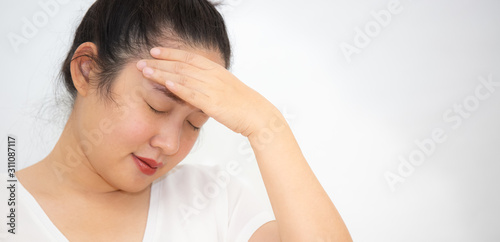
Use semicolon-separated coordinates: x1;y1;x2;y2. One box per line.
14;0;352;241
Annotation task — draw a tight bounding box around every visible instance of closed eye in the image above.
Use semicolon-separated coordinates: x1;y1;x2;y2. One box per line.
148;102;200;131
147;103;165;114
187;121;201;131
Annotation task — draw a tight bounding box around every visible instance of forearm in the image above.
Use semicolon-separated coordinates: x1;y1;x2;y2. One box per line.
248;112;352;242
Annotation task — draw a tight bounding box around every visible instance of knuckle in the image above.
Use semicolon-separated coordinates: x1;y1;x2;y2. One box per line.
189;91;197;100
149;60;160;69
173;62;184;73
178;75;188;85
205;64;219;71
184;52;196;64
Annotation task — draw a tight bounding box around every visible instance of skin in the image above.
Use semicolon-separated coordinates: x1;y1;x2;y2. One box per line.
16;42;352;241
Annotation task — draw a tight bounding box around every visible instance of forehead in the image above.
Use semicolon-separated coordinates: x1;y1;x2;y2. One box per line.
149;81;185;104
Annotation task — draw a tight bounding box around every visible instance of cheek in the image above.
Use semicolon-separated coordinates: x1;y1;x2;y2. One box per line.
104;109;154;149
177;132;198;156
79;102;153;159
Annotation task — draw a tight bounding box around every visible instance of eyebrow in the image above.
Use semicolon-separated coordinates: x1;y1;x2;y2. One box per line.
151;83;186;105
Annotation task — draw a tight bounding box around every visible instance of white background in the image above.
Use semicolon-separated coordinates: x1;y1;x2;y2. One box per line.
1;0;500;241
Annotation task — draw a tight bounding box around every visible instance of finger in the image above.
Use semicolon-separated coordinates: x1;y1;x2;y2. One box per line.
137;59;210;84
150;47;222;70
141;67;208;92
164;80;210;111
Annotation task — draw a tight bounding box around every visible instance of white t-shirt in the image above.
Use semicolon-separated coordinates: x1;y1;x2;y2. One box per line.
0;164;275;241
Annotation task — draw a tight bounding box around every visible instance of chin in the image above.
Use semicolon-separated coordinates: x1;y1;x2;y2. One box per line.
104;172;155;193
100;158;175;193
122;184;151;193
119;180;153;193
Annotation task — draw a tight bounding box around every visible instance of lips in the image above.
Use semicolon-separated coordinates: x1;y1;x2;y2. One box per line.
132;154;163;176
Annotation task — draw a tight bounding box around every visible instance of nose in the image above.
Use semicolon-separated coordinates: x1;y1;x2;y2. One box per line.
150;122;181;156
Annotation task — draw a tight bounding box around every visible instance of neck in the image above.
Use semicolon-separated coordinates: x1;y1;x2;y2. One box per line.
38;112;131;196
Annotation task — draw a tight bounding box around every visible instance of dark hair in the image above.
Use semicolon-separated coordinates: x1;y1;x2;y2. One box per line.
60;0;231;103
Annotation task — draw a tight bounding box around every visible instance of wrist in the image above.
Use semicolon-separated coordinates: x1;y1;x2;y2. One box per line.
247;110;289;148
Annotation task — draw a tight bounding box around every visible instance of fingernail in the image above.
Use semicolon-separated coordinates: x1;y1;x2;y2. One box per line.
165;80;175;88
137;60;147;70
143;67;154;76
151;48;161;56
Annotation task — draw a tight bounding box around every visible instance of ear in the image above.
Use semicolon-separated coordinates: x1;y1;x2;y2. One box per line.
70;42;98;97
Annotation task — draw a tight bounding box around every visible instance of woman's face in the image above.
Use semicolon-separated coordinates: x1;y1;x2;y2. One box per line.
72;47;225;193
